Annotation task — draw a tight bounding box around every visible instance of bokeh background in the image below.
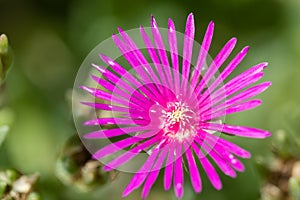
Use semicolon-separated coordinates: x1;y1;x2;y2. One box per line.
0;0;300;199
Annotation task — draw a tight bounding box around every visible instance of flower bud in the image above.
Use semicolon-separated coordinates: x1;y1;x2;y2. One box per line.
55;135;118;192
0;169;40;199
0;34;13;84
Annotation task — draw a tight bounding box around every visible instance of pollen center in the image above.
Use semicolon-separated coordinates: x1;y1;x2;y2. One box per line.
166;104;185;125
161;102;199;142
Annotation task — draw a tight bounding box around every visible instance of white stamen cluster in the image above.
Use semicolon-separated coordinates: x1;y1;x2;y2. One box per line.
161;102;199;142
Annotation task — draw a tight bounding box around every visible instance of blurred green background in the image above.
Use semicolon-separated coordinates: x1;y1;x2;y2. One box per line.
0;0;300;199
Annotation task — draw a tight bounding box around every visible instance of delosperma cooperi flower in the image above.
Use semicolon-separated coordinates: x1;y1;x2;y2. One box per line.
77;13;271;199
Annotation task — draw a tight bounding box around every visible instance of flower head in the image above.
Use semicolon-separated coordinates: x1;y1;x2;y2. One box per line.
77;13;271;199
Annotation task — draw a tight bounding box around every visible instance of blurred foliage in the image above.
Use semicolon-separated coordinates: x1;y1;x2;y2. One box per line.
0;169;40;200
257;104;300;200
0;0;299;199
256;129;300;200
55;135;118;192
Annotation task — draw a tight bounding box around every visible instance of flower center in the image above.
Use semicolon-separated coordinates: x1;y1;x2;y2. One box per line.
161;102;199;142
166;103;186;126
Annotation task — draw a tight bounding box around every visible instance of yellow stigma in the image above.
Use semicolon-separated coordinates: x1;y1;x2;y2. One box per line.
160;101;199;143
163;102;193;129
166;106;185;125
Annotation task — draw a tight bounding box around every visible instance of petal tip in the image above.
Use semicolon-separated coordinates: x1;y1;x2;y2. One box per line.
243;46;250;53
103;165;113;171
83;133;93;139
264;131;272;138
122;189;131;198
117;26;124;33
80;85;91;93
263;62;269;68
230;37;238;44
151;15;157;28
188;12;194;17
187;13;194;21
168;18;175;28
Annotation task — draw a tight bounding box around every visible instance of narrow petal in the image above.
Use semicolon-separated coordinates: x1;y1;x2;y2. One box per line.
199;72;264;113
201;123;271;138
195;37;237;96
199;46;250;103
192;143;222;190
202;99;262;121
190;21;214;89
168;18;180;94
221;82;271;108
203;132;251;158
111;35;162;101
84;126;155;139
140;26;166;85
181;13;195;92
92;133;153;160
92;64;144;100
103;136;160;171
118;27;164;89
122;149;160;197
198;140;236;178
90;75;150;108
164;143;175;190
112;34;152;84
141;149;168;199
80;86;132;107
185;147;202;192
81;102;129;112
173;144;184;198
98;55;153;99
201;134;246;172
84;117;148;126
150;15;172;87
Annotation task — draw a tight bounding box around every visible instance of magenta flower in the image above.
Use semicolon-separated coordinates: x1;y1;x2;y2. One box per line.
80;13;271;199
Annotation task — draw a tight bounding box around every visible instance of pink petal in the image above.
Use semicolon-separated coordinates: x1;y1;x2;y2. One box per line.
164;143;175;190
203;132;251;158
192;143;222;190
103;136;160;171
185;147;202;192
202;99;262;121
199;72;264;113
199;46;249;103
201;123;271;138
118;27;165;90
90;75;150;108
84;117;148;126
81;102;129;112
92;64;152;104
195;37;237;96
173;144;184;198
84;126;156;139
222;82;271;107
150;15;172;87
190;21;214;89
141;149;168;199
122;149;160;197
181;13;195;92
168;18;180;94
201;135;245;172
198;139;237;178
92;133;153;160
199;62;268;110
